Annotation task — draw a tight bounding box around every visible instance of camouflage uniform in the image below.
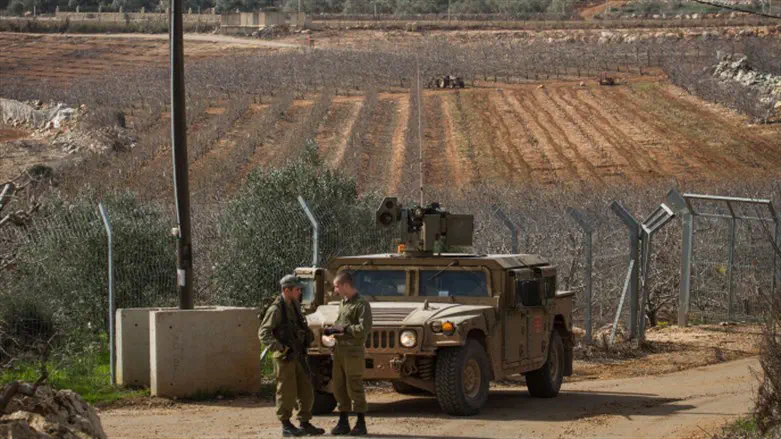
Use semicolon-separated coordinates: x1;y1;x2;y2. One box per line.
331;293;373;413
258;294;315;423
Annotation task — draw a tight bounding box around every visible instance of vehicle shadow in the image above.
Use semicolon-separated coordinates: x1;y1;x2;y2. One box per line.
366;389;694;422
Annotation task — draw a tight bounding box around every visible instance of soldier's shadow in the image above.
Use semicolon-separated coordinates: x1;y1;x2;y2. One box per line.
366;388;694;423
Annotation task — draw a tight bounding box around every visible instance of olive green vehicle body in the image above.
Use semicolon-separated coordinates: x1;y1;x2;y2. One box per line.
298;251;574;411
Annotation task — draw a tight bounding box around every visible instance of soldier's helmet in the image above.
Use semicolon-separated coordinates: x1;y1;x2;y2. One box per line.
280;274;305;289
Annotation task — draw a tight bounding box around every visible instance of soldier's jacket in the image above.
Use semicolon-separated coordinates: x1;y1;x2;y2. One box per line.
259;296;314;360
334;293;372;353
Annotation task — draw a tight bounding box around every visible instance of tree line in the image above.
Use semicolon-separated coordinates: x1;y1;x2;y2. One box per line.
3;0;577;19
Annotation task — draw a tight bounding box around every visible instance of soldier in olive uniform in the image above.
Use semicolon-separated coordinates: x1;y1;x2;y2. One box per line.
323;271;372;436
259;275;325;437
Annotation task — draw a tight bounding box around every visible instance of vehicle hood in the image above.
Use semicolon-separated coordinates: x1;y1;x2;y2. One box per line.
307;301;493;327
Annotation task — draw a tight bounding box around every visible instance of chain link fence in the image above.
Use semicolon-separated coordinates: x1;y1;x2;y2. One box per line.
2;185;778;389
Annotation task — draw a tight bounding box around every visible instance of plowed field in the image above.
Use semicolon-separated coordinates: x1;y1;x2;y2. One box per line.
3;33;780;197
0;33;285;85
172;80;781;197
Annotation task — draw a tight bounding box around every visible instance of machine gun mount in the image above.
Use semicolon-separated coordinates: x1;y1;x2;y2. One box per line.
376;197;473;255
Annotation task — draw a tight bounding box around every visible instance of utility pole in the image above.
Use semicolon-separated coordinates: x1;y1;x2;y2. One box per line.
170;0;193;310
416;58;424;205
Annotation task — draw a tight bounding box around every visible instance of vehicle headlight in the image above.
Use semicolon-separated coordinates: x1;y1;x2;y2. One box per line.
321;334;336;347
431;321;456;335
400;330;417;348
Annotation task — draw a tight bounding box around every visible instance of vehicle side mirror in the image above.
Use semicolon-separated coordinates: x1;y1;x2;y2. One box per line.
295;267;329;311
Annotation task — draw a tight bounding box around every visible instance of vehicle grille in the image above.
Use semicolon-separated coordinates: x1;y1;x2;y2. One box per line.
365;329;397;349
372;307;413;323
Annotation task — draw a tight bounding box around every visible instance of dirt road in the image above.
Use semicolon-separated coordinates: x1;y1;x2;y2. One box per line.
101;357;758;438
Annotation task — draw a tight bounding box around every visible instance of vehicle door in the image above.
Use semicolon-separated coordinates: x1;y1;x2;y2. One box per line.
516;269;555;363
504;268;532;365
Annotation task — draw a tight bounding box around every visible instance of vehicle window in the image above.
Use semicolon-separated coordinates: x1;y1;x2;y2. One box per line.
352;270;407;296
419;271;488;297
517;279;542;307
300;278;315;303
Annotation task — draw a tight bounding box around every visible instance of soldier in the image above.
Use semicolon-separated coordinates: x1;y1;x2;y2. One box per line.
259;274;325;437
323;271;373;436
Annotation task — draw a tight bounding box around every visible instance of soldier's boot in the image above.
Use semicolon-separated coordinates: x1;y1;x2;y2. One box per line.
281;420;304;437
330;412;351;436
349;413;367;436
299;422;325;436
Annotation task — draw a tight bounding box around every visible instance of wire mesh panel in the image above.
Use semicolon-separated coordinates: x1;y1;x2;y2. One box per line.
685;195;778;324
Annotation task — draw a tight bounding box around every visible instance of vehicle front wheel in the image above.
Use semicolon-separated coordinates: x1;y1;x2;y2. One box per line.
311;391;336;415
434;339;490;416
525;331;564;398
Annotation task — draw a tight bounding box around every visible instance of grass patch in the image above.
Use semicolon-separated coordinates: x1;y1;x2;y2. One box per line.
632;82;656;91
1;342;147;405
714;417;764;439
730;418;759;434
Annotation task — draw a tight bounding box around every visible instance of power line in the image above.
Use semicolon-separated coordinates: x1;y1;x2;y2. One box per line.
687;0;780;19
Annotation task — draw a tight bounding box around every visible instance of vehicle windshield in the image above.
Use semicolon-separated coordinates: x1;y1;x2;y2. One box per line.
352;270;406;296
419;270;488;297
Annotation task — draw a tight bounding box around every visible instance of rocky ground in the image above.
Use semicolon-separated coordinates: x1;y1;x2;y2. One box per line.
0;381;106;438
0;98;135;183
712;53;781;109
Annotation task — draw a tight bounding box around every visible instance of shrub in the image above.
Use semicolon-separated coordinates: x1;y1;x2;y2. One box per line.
7;0;24;15
209;142;394;306
1;191;176;358
754;291;781;434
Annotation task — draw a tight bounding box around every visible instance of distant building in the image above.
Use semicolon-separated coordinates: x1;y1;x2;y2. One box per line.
220;11;309;30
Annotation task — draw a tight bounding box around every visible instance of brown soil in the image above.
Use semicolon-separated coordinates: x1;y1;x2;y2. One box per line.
318;99;363;169
572;324;761;382
99;324;761;439
388;93;410;194
3;32;781;196
579;1;629;19
0;33;284;85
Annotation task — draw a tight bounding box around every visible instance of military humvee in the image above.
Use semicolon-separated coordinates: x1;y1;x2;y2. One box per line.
296;198;574;416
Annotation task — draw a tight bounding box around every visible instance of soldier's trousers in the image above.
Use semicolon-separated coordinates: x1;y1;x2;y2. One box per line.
273;357;314;422
332;348;367;413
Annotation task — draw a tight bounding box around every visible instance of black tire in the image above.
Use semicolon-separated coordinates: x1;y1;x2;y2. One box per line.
525;331;565;398
434;339;490;416
392;381;431;396
312;391;336;415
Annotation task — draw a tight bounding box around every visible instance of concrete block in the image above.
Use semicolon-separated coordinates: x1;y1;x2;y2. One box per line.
116;307;171;387
150;307;261;398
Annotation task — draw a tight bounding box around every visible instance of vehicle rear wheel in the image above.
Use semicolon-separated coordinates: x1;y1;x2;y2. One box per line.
312;391;336;415
392;381;431;396
525;331;564;398
434;339;490;416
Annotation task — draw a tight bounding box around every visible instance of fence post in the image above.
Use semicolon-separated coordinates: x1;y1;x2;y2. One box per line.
638;203;675;341
611;259;635;345
773;219;780;299
611;201;641;340
492;205;519;254
666;189;693;327
567;207;593;343
727;217;736;321
297;196;319;267
98;202;115;385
